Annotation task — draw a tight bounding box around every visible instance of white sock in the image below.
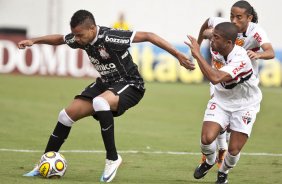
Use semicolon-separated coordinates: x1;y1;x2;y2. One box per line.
201;141;217;165
226;132;231;144
219;152;240;174
217;132;228;150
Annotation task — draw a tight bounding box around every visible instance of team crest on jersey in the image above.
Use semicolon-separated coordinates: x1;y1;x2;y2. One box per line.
212;59;224;69
235;38;245;46
98;45;110;59
242;111;252;125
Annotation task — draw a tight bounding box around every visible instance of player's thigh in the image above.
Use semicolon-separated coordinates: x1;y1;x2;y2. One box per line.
201;121;222;144
70;81;107;119
202;100;230;144
228;130;248;155
229;105;259;137
203;100;230;130
107;84;145;117
65;98;94;121
75;81;106;101
98;90;119;111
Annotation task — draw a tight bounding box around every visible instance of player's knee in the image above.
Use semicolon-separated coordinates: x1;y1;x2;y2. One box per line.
58;109;75;127
201;134;214;145
201;141;216;155
93;97;110;112
228;148;241;156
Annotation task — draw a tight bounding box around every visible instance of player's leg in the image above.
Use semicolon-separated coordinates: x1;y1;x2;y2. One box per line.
44;98;94;152
201;129;228;168
98;85;144;182
216;107;258;184
226;127;231;144
93;90;118;162
194;101;229;180
24;82;99;177
23;98;93;177
200;83;215;164
216;131;247;184
194;121;221;179
216;130;228;168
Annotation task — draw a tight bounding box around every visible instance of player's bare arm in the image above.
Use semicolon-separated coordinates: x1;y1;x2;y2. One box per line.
247;43;275;60
18;34;65;49
133;31;195;70
185;35;232;84
197;18;210;45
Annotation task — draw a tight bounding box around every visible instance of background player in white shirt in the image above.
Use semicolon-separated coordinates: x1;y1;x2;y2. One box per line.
185;22;262;184
197;0;275;167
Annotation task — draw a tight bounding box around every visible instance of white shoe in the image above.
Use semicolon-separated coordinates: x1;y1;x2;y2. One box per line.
23;164;40;177
100;154;122;182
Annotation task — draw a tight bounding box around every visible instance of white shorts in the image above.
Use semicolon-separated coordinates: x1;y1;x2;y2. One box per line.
203;100;260;137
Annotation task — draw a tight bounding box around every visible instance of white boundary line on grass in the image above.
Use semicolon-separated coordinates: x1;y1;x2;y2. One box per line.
1;148;282;157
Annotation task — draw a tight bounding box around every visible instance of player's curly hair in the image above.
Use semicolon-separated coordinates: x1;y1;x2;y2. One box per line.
70;10;96;28
232;1;258;23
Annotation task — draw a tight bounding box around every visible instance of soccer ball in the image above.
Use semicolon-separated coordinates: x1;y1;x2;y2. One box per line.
38;151;67;178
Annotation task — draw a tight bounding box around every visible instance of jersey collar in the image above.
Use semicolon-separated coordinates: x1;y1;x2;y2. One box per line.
227;45;240;62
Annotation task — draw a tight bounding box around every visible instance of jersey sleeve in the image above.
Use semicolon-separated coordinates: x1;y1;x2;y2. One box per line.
219;50;253;89
220;49;253;79
104;29;136;51
253;25;270;46
208;17;229;28
64;33;83;49
209;82;215;97
220;57;250;79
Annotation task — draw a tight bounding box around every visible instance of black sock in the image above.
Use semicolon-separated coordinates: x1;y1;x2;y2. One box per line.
44;122;71;153
96;111;117;160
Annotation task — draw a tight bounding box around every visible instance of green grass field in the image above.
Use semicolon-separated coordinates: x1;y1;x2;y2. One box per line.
0;74;282;184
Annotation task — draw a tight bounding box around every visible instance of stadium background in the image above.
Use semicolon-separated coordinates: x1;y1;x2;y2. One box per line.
0;0;281;87
1;1;282;183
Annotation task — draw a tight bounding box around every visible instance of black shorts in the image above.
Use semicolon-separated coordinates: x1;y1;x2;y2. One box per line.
75;79;145;118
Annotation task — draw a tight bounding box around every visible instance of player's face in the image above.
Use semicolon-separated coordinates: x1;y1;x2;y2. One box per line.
230;7;253;33
210;29;228;53
71;24;96;45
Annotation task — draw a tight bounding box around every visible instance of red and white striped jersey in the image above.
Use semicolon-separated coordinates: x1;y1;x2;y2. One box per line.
213;45;262;111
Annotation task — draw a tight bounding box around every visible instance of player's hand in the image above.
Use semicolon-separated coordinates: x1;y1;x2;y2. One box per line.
17;40;34;49
176;52;195;70
184;35;201;59
247;50;260;60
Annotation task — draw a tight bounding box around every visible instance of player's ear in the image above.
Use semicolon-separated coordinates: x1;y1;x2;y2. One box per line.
247;14;253;22
89;25;96;31
227;40;233;45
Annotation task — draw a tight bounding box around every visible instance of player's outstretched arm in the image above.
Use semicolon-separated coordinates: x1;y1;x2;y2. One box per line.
185;35;231;84
18;34;65;49
133;31;195;70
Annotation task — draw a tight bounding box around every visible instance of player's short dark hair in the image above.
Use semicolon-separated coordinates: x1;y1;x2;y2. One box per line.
232;0;258;23
70;10;96;28
215;22;238;44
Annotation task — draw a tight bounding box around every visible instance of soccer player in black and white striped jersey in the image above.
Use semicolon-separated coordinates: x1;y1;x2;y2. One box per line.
18;9;195;182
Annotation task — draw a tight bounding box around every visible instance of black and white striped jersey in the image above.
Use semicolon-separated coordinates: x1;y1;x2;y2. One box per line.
64;26;144;90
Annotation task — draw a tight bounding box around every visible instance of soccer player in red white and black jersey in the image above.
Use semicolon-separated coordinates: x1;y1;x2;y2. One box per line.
185;22;262;184
18;10;195;182
197;0;275;171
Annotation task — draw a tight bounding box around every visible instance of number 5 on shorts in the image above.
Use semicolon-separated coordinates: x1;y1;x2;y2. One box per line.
209;102;216;110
